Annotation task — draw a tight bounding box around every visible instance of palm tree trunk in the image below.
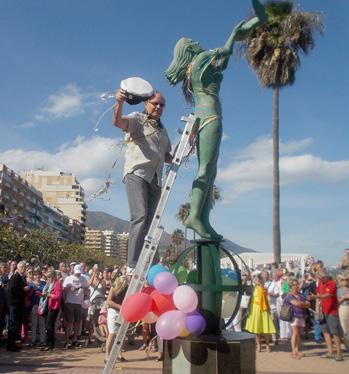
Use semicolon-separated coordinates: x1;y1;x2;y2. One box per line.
273;86;281;264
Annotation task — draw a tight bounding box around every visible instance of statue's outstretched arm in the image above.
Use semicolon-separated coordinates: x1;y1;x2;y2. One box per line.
234;0;268;41
219;0;268;59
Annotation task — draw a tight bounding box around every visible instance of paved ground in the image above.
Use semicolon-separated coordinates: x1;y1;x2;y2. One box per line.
0;337;348;373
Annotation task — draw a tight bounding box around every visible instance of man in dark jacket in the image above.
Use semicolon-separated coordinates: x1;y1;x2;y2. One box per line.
6;260;26;351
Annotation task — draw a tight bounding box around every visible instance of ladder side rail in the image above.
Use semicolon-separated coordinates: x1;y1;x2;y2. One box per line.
103;115;196;374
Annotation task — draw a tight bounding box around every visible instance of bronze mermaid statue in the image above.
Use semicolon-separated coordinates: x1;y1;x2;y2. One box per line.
166;0;267;241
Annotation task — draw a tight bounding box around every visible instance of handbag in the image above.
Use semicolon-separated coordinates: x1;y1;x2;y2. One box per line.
279;303;293;322
37;302;47;316
240;293;250;309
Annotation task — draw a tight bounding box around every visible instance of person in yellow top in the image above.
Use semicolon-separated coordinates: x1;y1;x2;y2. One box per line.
245;274;276;352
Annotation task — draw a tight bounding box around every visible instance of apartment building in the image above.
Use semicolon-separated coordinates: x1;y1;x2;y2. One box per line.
103;230;118;258
0;164;83;243
117;232;129;264
21;170;87;241
85;228;105;251
41;204;83;243
0;163;43;232
85;228;119;259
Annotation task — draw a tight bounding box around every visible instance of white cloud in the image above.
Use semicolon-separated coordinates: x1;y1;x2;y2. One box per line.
0;136;125;184
13;121;35;129
237;136;313;160
34;83;102;122
217;136;349;201
36;83;84;120
80;177;105;195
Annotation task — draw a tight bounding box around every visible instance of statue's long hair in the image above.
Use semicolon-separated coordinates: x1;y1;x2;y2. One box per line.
166;38;204;105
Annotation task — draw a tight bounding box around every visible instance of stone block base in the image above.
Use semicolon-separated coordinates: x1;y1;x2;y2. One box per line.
164;331;255;374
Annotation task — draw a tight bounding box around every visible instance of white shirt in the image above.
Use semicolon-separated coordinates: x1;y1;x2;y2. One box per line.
123;112;171;186
63;274;88;304
60;271;68;281
267;280;282;311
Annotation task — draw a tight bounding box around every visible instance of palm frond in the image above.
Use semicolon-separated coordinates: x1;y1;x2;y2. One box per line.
241;1;323;88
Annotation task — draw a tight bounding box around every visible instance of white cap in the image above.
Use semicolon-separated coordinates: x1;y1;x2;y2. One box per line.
74;264;82;275
120;77;154;105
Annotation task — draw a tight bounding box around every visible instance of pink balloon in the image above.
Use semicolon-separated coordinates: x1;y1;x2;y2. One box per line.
173;285;198;313
155;310;186;340
154;272;178;295
142;311;159;324
121;293;152;322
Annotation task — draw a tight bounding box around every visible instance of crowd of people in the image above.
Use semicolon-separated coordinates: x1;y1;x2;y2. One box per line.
0;250;348;364
231;251;349;362
0;258;165;362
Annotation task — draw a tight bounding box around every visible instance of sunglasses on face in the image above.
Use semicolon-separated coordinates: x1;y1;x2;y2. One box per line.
148;101;165;108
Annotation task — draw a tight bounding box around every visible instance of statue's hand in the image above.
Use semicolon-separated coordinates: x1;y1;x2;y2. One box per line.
233;20;249;40
234;20;246;33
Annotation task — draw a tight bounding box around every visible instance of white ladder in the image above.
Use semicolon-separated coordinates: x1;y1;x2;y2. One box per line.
103;113;198;374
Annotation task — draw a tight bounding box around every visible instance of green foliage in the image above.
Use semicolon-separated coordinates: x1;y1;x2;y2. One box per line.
171;228;185;247
265;1;293;19
175;185;222;223
242;0;323;88
176;203;191;224
0;225;117;268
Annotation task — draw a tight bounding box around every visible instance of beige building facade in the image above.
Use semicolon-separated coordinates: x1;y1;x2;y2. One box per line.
1;164;83;243
0;163;43;232
85;229;128;261
85;228;105;251
21;170;87;240
117;232;129;264
103;230;118;258
85;228;119;259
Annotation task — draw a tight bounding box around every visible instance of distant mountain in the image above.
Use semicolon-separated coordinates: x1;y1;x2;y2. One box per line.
86;211;129;233
86;211;256;255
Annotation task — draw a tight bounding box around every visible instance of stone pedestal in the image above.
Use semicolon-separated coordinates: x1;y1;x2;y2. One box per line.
164;331;255;374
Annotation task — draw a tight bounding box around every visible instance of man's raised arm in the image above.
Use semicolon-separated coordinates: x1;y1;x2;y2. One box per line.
112;89;129;131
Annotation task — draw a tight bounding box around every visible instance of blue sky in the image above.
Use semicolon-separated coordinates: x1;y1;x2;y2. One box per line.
0;1;348;266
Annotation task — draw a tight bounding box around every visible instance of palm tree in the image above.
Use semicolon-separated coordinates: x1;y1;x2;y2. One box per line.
176;202;191;244
176;185;223;243
171;228;185;256
176;203;191;224
242;0;323;264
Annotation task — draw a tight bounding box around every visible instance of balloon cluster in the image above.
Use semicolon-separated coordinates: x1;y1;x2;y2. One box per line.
121;264;206;340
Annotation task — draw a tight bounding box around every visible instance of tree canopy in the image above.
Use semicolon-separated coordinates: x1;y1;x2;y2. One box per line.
242;0;323;88
0;225;116;268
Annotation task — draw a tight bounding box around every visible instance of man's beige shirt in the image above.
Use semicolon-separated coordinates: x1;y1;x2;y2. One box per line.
123;112;171;186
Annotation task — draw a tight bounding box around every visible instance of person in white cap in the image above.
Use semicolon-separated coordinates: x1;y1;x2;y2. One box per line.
62;264;88;348
113;83;172;272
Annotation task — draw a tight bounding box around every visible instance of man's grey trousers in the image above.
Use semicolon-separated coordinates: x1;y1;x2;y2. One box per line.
125;173;161;268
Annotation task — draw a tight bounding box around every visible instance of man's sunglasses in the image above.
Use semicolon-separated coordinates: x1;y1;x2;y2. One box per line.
148;101;165;108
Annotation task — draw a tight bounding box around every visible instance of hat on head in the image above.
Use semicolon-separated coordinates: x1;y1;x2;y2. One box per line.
74;264;82;275
70;262;77;266
120;77;154;105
